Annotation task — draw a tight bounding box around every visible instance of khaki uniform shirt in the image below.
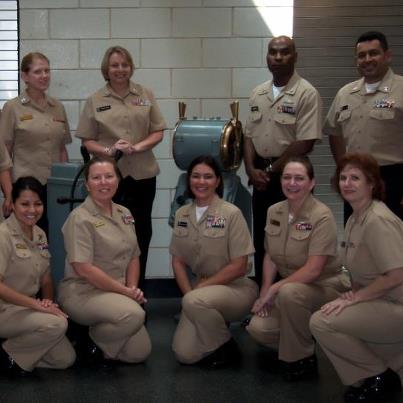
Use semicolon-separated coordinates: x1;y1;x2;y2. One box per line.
343;200;403;303
61;196;140;292
265;195;343;286
0;91;72;184
244;71;322;158
170;196;254;279
76;82;166;180
324;68;403;165
0;213;50;310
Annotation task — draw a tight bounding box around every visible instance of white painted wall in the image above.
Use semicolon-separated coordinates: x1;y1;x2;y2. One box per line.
19;0;293;278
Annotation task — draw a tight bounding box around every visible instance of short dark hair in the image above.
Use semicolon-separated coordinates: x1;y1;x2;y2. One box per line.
282;155;315;180
356;31;389;51
332;152;385;201
186;155;224;199
12;176;45;203
83;156;122;181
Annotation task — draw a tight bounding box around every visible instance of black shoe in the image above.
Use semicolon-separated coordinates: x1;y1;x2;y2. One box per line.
200;338;241;369
240;316;251;328
0;347;31;377
344;368;402;402
283;354;318;381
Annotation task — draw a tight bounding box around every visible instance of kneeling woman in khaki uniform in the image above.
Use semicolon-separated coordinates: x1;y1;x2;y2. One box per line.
246;156;349;381
58;156;151;364
310;153;403;403
0;177;75;375
171;155;258;367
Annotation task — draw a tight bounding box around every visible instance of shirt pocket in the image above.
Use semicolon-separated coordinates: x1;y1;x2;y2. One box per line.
203;227;226;239
369;108;395;120
290;230;311;242
274;113;296;125
13;244;32;259
173;226;189;237
337;109;352;123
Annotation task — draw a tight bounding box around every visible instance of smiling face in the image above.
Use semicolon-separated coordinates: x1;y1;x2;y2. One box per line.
86;161;119;204
107;52;132;87
189;163;220;206
339;164;373;206
13;190;44;231
356;39;391;83
281;162;315;203
21;57;50;93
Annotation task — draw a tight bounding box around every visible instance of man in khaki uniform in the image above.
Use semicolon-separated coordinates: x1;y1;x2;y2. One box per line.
0;213;75;372
247;194;349;374
0;91;71;185
170;195;258;364
244;36;322;285
310;200;403;388
325;31;403;220
59;195;151;363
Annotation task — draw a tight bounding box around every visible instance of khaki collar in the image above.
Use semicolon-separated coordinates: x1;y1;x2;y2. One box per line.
350;68;394;95
19;89;55;107
102;81;140;98
82;196;125;219
275;193;316;223
257;71;301;99
5;213;46;243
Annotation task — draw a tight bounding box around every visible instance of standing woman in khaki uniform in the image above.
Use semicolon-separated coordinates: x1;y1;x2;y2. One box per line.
246;156;349;381
76;46;166;289
310;153;403;403
0;53;72;232
170;156;258;367
58;156;151;365
0;177;75;375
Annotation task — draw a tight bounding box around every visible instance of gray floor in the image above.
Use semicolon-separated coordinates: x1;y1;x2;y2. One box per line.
0;298;400;403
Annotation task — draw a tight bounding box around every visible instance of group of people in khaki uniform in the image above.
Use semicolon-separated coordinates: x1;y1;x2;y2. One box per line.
0;29;403;403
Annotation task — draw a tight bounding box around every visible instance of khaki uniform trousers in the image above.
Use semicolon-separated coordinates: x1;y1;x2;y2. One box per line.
59;289;151;363
247;282;343;362
310;299;403;385
0;306;76;371
172;278;258;364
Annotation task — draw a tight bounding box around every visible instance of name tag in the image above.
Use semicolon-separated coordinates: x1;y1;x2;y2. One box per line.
270;219;280;226
177;221;188;228
96;105;111;112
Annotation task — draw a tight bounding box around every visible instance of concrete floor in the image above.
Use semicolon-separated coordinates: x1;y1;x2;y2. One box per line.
0;298;401;403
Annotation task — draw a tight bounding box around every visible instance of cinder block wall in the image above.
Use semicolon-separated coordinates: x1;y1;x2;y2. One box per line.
19;0;293;278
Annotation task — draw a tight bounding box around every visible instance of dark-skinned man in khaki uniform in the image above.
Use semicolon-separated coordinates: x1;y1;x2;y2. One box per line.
244;36;322;286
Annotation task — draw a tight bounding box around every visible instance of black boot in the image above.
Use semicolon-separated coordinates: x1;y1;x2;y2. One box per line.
200;338;241;369
283;354;318;381
0;346;30;377
344;368;402;402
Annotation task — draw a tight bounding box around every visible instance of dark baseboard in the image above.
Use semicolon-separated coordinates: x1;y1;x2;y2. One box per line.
143;279;182;298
